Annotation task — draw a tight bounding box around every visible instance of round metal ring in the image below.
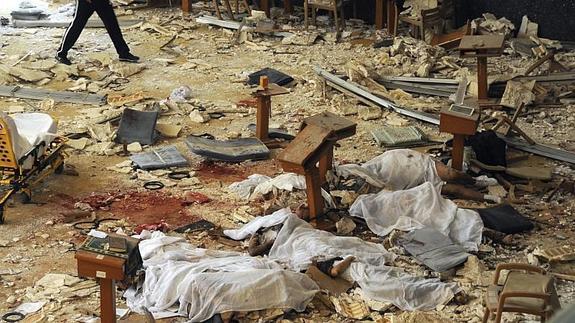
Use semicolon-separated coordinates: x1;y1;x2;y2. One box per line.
114;77;130;84
72;218;118;233
168;171;190;180
144;181;164;190
73;221;97;232
2;312;25;322
194;133;215;140
208;112;224;119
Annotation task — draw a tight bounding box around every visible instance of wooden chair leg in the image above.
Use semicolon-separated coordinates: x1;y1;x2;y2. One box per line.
422;26;426;42
392;5;398;37
494;310;503;323
312;6;316;25
304;0;309;29
482;309;490;323
242;0;251;14
305;167;324;223
213;0;223;19
339;2;345;29
333;3;339;33
223;0;235;20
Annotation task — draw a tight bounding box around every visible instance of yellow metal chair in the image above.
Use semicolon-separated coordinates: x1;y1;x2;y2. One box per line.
0;113;66;224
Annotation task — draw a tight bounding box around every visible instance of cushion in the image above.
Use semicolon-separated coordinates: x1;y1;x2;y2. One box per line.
501;272;551;310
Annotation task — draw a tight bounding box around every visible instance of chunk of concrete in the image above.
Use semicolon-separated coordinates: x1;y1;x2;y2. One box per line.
156;123;182;138
67;138;90;150
189;110;210;123
127;142;143;153
358;106;382;120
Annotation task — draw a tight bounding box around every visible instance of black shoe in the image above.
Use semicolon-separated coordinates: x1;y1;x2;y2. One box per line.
55;54;72;65
119;53;139;63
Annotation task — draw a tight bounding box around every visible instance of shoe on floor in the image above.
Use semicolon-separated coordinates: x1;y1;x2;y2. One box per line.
119;53;140;63
55;54;72;65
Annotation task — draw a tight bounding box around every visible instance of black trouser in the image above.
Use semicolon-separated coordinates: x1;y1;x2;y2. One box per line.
57;0;130;57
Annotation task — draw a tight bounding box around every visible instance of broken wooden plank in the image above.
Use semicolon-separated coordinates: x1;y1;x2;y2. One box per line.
505;103;526;136
497;116;536;145
12;19;142;28
0;85;106;106
451;76;468;104
195;15;292;37
431;21;471;49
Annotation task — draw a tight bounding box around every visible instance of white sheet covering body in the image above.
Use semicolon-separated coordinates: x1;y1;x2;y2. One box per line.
264;214;460;311
337;149;442;191
125;231;319;322
0;112;57;168
224;208;291;241
346;262;460;311
349;182;483;251
228;173;335;207
227;174;271;199
268;213;396;271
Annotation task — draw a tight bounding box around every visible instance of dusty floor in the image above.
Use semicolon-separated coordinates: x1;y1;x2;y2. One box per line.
1;0;575;322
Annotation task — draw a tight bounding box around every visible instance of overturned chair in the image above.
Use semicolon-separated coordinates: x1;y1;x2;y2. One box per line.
0;112;66;223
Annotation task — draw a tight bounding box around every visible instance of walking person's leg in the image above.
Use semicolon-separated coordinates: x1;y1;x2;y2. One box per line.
93;0;138;62
56;0;95;65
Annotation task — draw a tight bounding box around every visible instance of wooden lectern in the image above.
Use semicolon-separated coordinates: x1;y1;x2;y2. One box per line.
252;76;289;148
75;234;141;323
277;124;335;224
439;104;480;171
301;111;357;184
459;35;504;105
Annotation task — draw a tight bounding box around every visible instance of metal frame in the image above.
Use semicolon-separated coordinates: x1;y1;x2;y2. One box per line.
314;67;441;125
0;117;66;223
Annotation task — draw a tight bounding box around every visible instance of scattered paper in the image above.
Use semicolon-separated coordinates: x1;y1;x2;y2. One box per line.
15;301;46;315
88;229;108;239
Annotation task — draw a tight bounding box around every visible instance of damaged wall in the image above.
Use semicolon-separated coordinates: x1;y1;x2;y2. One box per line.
454;0;575;41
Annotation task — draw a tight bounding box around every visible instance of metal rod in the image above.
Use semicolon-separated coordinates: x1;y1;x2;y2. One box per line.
500;136;575;164
380;76;460;84
317;67;575;164
314;67;440;125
